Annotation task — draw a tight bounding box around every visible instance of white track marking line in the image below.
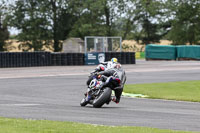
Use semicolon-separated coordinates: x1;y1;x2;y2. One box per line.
0;103;41;107
126;67;200;73
1;66;200;79
0;73;89;79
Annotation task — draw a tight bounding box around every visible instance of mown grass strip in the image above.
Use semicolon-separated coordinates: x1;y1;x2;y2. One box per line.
0;117;199;133
124;80;200;102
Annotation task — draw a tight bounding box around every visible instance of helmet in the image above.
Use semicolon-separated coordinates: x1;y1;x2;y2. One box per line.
111;58;118;63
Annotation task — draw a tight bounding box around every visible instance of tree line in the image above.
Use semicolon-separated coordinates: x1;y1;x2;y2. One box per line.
0;0;200;52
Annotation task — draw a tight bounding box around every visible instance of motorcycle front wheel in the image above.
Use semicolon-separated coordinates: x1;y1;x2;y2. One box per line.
80;98;88;106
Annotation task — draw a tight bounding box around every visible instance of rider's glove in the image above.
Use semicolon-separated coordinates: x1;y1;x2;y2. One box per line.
97;75;101;79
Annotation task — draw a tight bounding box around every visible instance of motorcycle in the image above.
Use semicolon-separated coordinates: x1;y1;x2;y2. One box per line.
80;76;112;108
81;64;126;108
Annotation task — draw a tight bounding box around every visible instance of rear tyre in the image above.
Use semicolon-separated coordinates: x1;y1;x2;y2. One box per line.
93;87;112;108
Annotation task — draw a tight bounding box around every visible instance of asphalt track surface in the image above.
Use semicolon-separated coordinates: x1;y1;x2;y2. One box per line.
0;60;200;131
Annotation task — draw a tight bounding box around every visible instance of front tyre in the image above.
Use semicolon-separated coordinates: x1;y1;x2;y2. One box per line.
93;87;112;108
80;98;88;106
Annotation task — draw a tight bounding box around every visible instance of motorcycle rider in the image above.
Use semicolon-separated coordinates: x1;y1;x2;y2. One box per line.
86;57;119;86
96;63;126;104
95;57;118;72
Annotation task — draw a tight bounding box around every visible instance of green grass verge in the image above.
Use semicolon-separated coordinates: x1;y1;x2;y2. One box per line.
0;117;199;133
124;80;200;102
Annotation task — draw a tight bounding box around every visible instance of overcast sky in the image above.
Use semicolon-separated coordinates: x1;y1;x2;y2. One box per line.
9;27;20;35
0;0;18;35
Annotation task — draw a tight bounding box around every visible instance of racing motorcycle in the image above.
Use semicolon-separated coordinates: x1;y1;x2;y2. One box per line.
80;75;112;108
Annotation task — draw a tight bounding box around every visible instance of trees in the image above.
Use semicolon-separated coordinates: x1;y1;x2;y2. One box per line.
69;0;106;39
10;0;134;51
9;0;51;51
113;0;171;44
0;17;9;51
5;0;200;53
0;1;9;51
166;0;200;45
47;0;77;51
122;0;170;45
9;0;76;52
70;0;126;39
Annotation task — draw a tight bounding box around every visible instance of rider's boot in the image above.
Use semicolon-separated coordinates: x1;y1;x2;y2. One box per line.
111;96;119;104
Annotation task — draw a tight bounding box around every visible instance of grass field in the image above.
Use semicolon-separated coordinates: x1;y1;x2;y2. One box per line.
0;117;199;133
124;80;200;102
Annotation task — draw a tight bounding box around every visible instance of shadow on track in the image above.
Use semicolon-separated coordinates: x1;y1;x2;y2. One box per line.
74;105;122;109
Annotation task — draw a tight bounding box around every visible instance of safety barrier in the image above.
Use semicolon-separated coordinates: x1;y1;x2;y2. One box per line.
145;44;200;60
145;44;176;60
51;53;84;66
0;52;135;68
0;52;51;67
176;45;200;60
105;52;135;64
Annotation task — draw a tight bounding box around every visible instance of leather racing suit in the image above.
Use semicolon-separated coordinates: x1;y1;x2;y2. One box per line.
98;67;126;103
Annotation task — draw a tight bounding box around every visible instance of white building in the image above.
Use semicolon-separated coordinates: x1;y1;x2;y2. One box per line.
62;38;84;53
